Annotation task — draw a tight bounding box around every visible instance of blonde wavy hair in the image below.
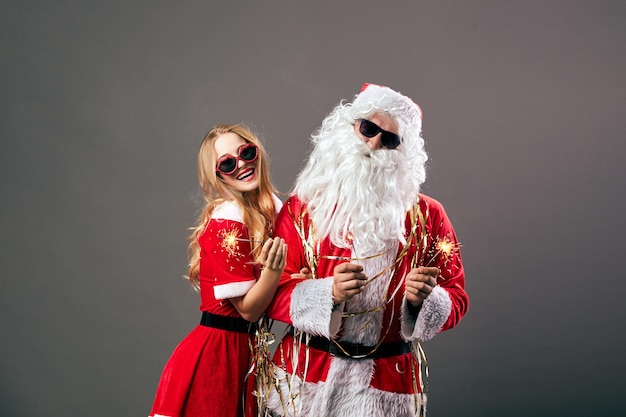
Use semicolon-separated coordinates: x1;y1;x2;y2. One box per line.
187;124;278;288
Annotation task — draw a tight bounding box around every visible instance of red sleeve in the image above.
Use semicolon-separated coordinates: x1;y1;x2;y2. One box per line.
421;195;469;331
265;196;309;324
199;218;258;302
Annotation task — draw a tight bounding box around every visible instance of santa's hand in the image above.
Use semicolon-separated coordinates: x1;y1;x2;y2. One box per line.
405;266;439;307
259;237;287;272
332;262;366;303
291;267;312;279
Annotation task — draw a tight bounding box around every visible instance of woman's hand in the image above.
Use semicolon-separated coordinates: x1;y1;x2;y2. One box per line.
258;237;287;272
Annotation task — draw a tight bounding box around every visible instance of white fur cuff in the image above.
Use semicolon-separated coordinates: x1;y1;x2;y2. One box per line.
290;277;341;337
401;286;451;341
213;279;256;300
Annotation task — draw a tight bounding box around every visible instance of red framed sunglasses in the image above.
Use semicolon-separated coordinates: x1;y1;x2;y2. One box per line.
216;143;259;176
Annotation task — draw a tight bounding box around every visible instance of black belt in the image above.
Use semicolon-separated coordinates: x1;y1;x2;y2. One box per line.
287;327;411;360
200;311;257;334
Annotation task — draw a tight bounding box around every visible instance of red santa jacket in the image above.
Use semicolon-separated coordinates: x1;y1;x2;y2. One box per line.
264;194;469;416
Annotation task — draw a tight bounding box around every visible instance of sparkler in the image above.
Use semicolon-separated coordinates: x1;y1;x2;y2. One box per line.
220;233;264;245
423;236;461;268
219;228;264;259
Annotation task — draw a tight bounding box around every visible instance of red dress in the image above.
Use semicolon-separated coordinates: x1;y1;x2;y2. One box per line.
149;201;262;417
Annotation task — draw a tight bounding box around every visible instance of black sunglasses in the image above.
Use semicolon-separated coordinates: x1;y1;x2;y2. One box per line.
358;119;402;149
216;143;259;176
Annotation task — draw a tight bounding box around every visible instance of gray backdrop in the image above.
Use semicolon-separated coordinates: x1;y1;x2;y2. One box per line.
2;1;625;416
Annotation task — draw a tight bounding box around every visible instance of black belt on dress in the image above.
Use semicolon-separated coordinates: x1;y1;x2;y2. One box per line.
287;327;411;360
200;311;257;334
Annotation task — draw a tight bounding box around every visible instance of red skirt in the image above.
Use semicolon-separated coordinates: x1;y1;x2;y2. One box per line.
149;324;255;417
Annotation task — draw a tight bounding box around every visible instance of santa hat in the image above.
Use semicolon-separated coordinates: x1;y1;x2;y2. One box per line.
351;83;423;135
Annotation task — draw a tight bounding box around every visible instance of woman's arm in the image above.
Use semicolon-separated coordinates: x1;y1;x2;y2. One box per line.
229;237;287;322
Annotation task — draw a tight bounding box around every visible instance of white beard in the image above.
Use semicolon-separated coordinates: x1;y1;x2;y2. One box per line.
294;125;424;255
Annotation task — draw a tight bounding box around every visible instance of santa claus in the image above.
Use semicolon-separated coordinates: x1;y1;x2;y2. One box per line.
262;83;469;417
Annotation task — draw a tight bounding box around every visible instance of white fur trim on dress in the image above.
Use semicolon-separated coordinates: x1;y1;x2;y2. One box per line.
212;194;282;221
211;200;244;222
214;279;256;300
267;359;425;417
401;285;451;342
290;277;342;337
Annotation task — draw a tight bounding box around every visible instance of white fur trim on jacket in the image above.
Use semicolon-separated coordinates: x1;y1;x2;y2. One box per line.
267;359;425;417
290;277;343;337
214;279;256;300
401;285;451;342
273;193;284;214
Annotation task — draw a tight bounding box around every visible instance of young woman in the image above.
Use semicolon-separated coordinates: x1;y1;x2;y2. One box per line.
149;124;287;417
